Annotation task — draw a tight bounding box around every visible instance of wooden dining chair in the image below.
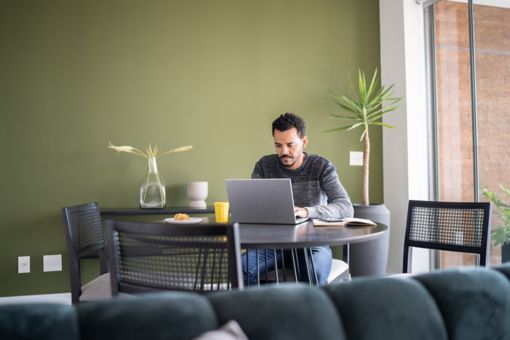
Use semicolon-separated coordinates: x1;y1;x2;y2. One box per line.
62;202;111;304
403;200;492;273
106;220;243;295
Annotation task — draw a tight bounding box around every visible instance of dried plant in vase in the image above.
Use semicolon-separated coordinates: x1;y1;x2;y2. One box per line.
108;142;193;208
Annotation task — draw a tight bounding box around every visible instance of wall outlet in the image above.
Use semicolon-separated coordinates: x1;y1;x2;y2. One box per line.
349;151;363;166
43;254;62;272
18;256;30;274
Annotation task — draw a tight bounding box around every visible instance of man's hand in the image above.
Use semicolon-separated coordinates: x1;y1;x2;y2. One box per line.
294;207;308;218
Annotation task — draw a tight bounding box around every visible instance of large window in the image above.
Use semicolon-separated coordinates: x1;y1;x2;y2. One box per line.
474;0;510;264
429;0;510;267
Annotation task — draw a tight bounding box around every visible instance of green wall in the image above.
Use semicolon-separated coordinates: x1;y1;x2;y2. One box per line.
0;0;381;296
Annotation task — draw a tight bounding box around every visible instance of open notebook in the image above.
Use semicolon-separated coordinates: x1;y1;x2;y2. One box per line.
313;217;376;227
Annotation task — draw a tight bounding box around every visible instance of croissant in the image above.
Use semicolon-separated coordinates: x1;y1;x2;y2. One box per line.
174;213;190;221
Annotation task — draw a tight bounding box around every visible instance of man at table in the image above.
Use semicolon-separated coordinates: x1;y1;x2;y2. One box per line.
243;112;354;285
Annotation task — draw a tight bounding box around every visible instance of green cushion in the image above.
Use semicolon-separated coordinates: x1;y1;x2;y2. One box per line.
0;303;77;340
414;268;510;340
78;292;218;340
208;284;346;340
324;277;448;340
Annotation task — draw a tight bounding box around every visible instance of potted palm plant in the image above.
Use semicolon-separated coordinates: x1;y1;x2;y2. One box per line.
327;69;401;206
326;69;401;276
482;185;510;262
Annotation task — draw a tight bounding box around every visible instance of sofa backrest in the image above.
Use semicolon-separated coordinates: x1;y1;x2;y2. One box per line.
2;265;510;340
0;303;77;340
78;291;218;340
207;284;345;340
414;267;510;340
324;276;449;340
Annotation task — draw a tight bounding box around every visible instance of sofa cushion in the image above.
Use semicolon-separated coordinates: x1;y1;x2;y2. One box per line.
208;283;346;340
324;276;448;340
78;292;219;340
414;267;510;340
0;303;77;340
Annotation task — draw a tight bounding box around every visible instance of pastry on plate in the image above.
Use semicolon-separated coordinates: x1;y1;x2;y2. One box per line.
174;213;190;221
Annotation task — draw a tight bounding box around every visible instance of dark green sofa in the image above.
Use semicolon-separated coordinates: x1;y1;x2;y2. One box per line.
2;265;510;340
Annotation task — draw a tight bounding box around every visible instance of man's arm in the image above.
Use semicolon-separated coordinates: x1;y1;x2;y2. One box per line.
251;158;263;179
305;165;353;220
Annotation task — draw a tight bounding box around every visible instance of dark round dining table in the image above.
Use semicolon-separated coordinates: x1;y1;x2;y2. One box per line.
101;208;388;286
237;220;388;249
100;208;388;250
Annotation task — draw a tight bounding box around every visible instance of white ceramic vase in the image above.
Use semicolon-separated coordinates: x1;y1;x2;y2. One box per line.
187;181;208;208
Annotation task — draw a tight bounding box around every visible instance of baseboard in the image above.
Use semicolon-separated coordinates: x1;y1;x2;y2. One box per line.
0;293;71;305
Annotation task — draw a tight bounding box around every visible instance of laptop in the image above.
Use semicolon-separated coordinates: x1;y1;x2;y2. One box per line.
225;178;309;224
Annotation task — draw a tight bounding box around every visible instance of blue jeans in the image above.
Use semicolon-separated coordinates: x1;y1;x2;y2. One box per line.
242;246;332;286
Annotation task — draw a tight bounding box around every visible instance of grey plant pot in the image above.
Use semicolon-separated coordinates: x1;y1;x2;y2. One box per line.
349;203;390;277
502;243;510;263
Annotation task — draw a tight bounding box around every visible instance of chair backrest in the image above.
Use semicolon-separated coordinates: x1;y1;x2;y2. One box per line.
62;202;108;303
403;200;492;273
106;220;244;295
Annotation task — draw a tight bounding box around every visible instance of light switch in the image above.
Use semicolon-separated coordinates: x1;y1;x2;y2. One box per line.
18;256;30;274
43;254;62;272
349;151;363;166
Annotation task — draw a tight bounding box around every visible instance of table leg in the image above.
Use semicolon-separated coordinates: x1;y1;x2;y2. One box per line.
280;249;287;282
273;248;280;284
343;244;350;265
291;249;299;281
307;247;319;285
256;249;260;287
244;247;324;287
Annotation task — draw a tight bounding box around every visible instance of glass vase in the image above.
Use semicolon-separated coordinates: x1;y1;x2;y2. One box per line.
139;157;166;209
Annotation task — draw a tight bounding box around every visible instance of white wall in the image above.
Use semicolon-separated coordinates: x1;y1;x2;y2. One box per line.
379;0;431;274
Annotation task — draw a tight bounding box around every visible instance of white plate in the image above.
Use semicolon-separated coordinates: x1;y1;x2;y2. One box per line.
164;217;203;224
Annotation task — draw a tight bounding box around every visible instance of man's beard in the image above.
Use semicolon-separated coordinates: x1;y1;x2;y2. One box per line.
279;155;296;168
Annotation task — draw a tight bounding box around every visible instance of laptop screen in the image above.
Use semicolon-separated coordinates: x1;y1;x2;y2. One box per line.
225;179;308;224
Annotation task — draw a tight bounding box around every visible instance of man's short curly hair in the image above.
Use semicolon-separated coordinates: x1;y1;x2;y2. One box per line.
272;113;306;138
